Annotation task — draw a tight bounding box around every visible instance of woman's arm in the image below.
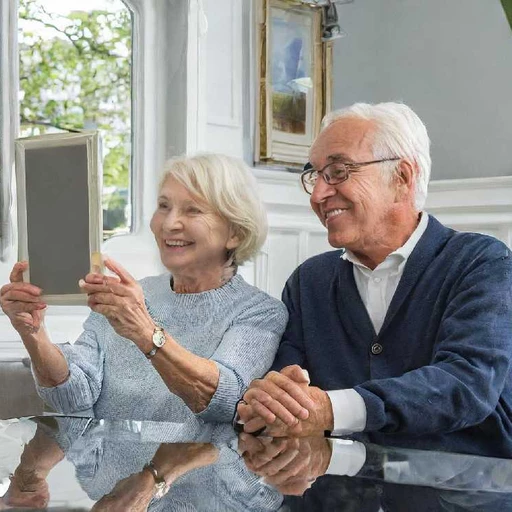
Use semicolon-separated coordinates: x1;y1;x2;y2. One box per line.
1;424;65;509
150;338;219;413
21;328;70;388
0;262;69;387
129;301;287;420
81;259;288;421
90;442;218;511
80;260;219;413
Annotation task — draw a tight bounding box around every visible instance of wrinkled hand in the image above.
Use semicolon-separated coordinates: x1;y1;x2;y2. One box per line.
237;365;333;437
91;471;155;512
239;434;332;496
0;472;50;509
0;262;47;337
79;258;154;349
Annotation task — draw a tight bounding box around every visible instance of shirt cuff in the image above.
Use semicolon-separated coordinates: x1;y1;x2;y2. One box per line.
326;389;367;436
325;439;367;476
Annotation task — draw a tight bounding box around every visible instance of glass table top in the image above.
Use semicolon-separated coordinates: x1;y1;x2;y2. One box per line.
1;414;512;511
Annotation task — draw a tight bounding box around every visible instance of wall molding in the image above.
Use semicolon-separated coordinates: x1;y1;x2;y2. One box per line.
425;175;512;247
428;175;512;192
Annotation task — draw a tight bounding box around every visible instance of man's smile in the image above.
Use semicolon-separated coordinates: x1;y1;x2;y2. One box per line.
322;207;350;224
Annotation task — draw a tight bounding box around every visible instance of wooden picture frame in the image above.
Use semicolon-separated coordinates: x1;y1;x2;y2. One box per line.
15;131;102;305
256;0;332;166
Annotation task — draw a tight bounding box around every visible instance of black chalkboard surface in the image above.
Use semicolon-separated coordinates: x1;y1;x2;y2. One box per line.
15;132;102;305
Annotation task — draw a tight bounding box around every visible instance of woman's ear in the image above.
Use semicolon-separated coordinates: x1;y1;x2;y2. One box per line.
226;227;240;251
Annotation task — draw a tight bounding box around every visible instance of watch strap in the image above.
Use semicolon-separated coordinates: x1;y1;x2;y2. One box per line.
143;460;168;498
145;346;159;359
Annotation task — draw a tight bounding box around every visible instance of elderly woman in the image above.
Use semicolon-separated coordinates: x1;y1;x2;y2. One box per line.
0;154;288;422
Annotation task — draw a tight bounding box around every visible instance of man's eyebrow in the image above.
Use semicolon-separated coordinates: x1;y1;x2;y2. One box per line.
327;153;355;163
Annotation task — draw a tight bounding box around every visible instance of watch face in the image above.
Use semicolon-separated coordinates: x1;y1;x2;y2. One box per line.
153;329;166;348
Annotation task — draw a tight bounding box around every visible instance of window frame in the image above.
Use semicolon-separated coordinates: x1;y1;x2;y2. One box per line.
1;0;143;255
0;0;19;262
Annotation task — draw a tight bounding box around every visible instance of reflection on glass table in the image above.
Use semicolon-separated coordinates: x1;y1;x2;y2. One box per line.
239;434;512;512
2;415;512;511
0;415;280;511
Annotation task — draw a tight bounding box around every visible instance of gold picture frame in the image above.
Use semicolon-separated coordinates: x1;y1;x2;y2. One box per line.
15;131;103;305
256;0;332;167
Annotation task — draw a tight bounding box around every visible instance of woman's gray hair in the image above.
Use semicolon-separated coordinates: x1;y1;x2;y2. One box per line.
321;102;431;210
158;153;267;266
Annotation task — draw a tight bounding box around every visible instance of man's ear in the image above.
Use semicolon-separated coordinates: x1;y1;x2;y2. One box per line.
394;159;416;202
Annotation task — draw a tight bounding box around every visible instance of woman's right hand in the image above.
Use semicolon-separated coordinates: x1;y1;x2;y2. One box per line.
0;262;47;337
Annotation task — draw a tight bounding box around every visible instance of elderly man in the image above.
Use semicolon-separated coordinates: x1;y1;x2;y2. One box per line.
238;102;512;457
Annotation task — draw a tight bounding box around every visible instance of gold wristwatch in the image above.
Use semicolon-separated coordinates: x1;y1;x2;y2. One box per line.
143;460;168;499
145;325;166;360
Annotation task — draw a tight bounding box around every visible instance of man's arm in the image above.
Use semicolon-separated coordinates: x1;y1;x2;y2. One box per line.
239;268;336;435
271;269;306;371
355;247;512;434
241;241;512;438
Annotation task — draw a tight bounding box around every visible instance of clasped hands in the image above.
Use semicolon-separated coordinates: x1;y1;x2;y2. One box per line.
237;365;334;438
238;434;332;496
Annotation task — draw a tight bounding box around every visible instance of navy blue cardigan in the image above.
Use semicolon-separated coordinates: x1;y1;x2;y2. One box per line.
273;216;512;457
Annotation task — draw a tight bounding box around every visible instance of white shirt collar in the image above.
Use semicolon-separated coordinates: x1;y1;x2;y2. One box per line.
341;212;429;270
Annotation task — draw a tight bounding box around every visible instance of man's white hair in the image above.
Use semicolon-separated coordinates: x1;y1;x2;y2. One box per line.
321;102;431;210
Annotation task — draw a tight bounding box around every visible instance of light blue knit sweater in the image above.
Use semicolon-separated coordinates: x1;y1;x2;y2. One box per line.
36;273;288;423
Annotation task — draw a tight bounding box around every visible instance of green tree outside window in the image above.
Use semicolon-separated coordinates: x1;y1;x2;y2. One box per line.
18;0;132;236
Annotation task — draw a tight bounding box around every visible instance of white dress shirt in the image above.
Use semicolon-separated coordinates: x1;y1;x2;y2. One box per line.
326;212;429;437
325;438;367;477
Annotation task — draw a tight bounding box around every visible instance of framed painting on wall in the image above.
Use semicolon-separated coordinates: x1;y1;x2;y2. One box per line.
256;0;333;166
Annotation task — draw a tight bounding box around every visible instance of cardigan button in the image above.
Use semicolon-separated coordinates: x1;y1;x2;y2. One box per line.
371;343;383;355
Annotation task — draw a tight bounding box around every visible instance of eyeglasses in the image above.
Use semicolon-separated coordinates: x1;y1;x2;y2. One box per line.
300;158;401;195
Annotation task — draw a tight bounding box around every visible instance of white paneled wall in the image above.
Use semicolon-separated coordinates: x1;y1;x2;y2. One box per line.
203;0;244;157
426;177;512;248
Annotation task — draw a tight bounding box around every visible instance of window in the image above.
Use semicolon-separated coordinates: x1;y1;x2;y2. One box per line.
1;0;193;359
18;0;133;237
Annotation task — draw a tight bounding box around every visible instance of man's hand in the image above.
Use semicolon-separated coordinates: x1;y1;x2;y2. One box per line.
79;258;155;351
237;365;334;437
239;433;332;496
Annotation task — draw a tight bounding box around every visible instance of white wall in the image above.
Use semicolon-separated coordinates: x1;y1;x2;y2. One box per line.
332;0;512;180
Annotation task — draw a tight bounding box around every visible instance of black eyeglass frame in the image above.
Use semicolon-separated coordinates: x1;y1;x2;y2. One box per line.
300;158;401;195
